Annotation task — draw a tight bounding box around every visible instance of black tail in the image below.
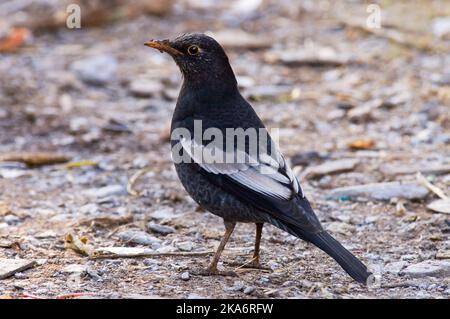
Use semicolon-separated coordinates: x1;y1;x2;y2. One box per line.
301;230;371;284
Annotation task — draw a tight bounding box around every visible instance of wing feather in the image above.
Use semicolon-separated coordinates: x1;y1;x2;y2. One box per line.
179;137;303;200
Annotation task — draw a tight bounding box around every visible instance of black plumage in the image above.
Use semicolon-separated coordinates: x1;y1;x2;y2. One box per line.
145;33;371;284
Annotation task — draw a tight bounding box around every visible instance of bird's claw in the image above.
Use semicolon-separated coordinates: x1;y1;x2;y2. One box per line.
230;260;272;271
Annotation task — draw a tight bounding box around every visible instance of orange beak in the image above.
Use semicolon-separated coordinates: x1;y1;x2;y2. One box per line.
144;40;183;56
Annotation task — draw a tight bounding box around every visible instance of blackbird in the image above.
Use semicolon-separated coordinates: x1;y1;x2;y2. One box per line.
145;33;371;284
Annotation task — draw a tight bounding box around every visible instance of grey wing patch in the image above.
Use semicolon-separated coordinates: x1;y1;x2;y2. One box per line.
280;154;304;197
180;138;251;174
261;148;304;198
179;138;304;200
230;167;292;200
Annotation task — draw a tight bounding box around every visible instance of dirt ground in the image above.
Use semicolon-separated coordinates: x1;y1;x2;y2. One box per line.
0;0;449;298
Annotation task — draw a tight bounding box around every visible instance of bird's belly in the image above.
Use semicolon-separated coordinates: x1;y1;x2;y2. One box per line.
174;162;264;223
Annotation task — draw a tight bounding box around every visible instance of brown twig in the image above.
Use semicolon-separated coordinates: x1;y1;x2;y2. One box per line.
90;250;214;260
416;172;448;200
127;168;153;196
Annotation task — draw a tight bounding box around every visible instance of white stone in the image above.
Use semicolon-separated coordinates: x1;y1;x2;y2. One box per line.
71;54;117;86
328;182;429;201
0;259;36;279
384;261;408;274
401;260;450;278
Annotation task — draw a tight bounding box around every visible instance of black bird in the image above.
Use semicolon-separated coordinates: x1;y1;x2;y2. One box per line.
145;33;372;284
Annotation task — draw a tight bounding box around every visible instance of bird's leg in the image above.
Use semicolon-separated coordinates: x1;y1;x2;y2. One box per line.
207;221;235;272
230;223;271;271
194;221;236;276
251;223;263;267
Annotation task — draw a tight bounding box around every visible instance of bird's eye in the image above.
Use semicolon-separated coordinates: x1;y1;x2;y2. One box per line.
187;45;200;55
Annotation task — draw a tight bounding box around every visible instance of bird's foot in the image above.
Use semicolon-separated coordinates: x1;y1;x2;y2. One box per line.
192;266;237;277
229;259;272;271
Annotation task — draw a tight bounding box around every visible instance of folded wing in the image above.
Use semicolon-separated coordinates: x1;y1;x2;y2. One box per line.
179;137;322;233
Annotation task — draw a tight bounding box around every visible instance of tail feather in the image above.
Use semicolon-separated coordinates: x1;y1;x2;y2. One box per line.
302;230;371;284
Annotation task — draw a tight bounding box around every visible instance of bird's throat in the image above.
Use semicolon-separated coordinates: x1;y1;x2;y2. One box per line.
181;69;238;102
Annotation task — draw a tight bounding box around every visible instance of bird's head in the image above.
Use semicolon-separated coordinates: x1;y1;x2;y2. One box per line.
145;33;236;88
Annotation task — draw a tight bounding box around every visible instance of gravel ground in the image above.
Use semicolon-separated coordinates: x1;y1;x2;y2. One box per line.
0;0;449;298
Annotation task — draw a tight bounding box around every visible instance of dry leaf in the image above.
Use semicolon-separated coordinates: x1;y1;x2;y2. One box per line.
0;240;21;249
0;201;11;216
78;215;133;228
349;138;376;149
0;28;30;53
64;233;95;256
0;152;70;166
427;199;450;215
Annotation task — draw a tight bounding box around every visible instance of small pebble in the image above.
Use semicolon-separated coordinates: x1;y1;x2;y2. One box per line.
176;242;193;252
384;261;408;274
132;157;150;168
14;273;28;279
229;281;244;292
78;203;99;215
267;261;280;270
71;54;117;86
63;264;87;274
84;185;126;198
243;286;256;295
181;271;190;281
401;254;419;261
4;214;21;225
116;230;162;247
129;79;163;98
151;207;177;220
147;223;175;235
